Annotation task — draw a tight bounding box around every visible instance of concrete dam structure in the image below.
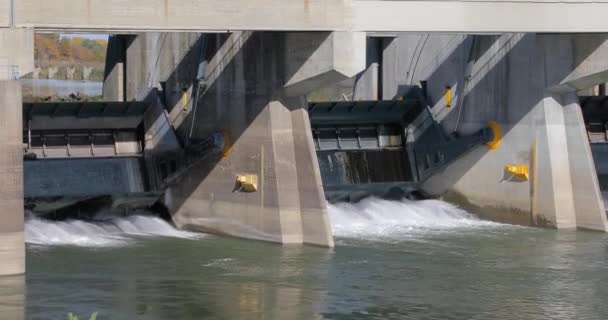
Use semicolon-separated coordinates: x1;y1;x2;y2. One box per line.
2;3;608;277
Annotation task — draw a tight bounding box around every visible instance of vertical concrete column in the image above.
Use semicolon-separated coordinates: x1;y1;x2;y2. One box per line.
103;35;126;101
0;81;24;275
290;98;334;247
353;37;381;100
535;94;576;228
562;93;608;231
267;99;304;244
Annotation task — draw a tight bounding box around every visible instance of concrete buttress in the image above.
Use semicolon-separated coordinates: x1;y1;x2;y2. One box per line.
122;31;366;246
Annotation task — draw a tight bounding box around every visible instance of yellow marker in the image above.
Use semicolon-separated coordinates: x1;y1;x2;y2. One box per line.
182;89;188;112
222;130;233;158
486;121;502;150
531;141;538;224
505;164;529;181
445;86;452;108
260;145;264;209
236;174;258;192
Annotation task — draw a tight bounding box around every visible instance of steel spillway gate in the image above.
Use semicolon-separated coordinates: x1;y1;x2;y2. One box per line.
308;89;494;202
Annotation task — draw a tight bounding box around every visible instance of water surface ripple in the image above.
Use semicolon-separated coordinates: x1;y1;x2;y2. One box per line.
7;199;608;319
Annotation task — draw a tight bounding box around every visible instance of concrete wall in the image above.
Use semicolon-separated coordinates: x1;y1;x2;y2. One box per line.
374;33;608;230
24;158;145;198
0;28;34;79
118;31;364;246
0;81;24;275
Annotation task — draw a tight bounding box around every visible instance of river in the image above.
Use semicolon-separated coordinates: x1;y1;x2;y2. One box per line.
20;79;103;97
2;198;608;319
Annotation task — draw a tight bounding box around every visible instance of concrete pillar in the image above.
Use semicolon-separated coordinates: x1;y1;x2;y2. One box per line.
535;94;576;228
0;28;34;79
160;31;364;246
0;81;24;275
562;93;608;230
167;97;332;245
419;34;608;231
103;35;127;101
353;37;381;100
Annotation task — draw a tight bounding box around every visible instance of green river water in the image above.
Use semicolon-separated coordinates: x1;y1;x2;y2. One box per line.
1;198;607;320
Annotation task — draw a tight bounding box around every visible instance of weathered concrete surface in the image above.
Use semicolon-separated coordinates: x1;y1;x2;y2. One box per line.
9;0;608;32
0;81;24;275
14;0;351;32
0;28;34;80
120;31;364;246
0;0;8;27
562;93;608;230
103;35;128;101
391;33;608;231
353;1;608;33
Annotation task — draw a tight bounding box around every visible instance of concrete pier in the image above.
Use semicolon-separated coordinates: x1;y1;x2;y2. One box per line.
110;31;365;246
103;35;129;101
366;33;608;230
0;81;24;275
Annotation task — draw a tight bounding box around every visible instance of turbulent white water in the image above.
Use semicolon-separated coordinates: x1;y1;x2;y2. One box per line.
25;214;201;247
26;198;500;247
328;198;502;239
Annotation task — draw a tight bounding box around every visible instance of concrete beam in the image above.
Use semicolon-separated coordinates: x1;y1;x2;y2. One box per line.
9;0;608;32
14;0;351;32
353;1;608;33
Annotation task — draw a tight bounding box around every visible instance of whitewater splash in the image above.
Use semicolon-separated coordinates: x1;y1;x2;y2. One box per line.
328;198;502;239
26;213;201;247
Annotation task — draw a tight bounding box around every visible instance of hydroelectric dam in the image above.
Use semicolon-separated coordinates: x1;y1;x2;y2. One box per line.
2;0;608;284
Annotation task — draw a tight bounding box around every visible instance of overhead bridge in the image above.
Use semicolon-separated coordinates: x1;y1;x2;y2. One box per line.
5;0;608;33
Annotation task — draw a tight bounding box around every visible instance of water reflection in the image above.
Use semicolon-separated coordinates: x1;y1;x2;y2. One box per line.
0;275;25;320
27;237;332;320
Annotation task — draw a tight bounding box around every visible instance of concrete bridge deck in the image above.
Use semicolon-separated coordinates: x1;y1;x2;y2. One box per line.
2;0;608;33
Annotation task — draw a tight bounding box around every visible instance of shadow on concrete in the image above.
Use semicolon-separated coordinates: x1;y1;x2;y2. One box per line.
150;32;330;220
418;33;606;199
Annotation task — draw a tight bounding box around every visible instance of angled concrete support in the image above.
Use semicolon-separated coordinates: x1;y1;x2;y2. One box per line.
0;81;24;275
415;34;608;230
157;31;364;246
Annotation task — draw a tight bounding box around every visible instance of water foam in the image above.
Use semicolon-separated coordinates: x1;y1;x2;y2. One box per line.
26;214;202;247
328;198;501;239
